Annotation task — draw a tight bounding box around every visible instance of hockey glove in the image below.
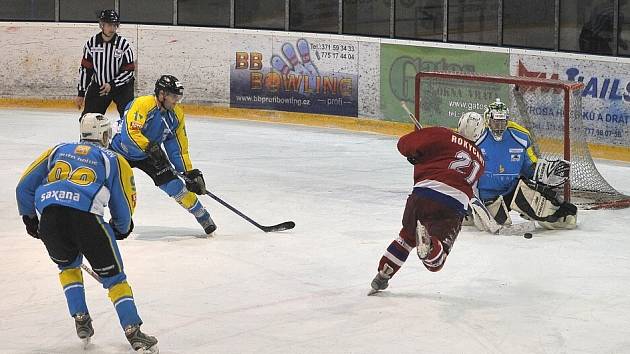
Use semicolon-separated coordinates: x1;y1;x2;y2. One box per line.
406;152;422;165
146;142;169;169
184;169;207;195
533;158;570;187
22;215;39;239
111;219;134;240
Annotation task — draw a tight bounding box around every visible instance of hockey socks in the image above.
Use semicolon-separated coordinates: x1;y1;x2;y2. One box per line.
59;267;88;316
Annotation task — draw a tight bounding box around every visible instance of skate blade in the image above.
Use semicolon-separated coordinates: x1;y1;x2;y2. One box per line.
136;344;159;354
367;288;381;296
81;337;91;350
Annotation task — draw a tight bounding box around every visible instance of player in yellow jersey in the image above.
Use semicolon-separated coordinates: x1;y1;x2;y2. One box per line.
16;113;157;352
110;75;216;235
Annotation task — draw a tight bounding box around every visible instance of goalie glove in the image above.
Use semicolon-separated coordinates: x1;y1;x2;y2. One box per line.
184;169;207;195
533;158;570;187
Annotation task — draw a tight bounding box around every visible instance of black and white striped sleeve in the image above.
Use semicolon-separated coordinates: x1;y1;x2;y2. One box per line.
111;36;135;88
77;39;95;97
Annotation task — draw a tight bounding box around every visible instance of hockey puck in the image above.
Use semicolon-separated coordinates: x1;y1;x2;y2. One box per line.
523;232;533;239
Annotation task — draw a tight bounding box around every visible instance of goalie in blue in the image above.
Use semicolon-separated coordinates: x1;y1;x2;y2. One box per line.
471;99;577;230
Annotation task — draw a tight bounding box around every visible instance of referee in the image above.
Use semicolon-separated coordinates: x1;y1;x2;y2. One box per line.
75;10;135;120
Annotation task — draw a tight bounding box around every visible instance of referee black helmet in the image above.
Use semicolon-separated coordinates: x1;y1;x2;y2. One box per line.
98;9;120;24
155;75;184;96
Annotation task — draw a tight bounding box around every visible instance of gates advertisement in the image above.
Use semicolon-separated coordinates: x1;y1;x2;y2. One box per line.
380;44;509;127
230;35;359;116
511;55;630;147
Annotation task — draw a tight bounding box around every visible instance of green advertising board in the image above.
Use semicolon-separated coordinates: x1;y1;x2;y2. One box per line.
380;44;510;128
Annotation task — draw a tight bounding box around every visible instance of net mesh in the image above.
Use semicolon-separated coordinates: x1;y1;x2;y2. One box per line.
415;71;630;209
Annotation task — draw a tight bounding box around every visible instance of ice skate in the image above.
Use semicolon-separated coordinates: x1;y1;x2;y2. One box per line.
74;313;94;348
125;324;159;353
415;221;432;260
196;210;217;235
368;264;394;296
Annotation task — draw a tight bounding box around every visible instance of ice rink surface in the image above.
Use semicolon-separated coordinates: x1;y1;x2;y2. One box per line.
1;109;630;354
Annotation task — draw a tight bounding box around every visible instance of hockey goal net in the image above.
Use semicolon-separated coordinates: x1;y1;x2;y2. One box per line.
414;71;630;210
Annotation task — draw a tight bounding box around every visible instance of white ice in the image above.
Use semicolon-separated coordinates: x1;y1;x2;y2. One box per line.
1;109;630;354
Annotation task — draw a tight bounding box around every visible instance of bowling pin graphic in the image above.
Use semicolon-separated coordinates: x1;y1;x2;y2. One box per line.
281;42;310;76
271;55;304;94
296;38;320;77
271;55;293;75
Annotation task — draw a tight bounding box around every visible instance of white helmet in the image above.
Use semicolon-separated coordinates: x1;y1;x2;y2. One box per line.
457;111;485;142
80;113;112;147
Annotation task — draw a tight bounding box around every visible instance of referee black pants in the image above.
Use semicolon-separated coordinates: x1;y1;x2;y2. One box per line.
81;79;135;120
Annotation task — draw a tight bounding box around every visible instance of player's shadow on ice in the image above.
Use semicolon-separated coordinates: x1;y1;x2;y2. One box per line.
131;226;211;241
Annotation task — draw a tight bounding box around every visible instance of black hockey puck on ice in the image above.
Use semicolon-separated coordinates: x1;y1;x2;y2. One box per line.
523;232;533;239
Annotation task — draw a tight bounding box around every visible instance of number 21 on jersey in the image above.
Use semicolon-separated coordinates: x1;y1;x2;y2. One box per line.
448;150;481;184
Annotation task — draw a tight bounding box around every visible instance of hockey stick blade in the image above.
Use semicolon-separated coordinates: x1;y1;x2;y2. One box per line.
172;167;294;233
261;221;296;232
205;190;295;233
497;221;536;236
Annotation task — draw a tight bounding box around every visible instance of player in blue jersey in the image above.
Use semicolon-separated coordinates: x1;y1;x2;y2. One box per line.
110;74;216;235
16;113;158;353
472;99;577;230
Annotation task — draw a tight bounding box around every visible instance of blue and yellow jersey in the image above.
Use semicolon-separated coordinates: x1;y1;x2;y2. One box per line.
110;95;193;172
16;142;136;233
476;121;538;202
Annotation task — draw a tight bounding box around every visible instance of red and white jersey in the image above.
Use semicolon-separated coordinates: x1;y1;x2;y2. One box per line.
397;127;485;208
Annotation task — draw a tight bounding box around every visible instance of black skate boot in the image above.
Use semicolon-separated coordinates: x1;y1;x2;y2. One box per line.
368;264;394;296
125;324;159;353
196;210;217;235
74;313;94;348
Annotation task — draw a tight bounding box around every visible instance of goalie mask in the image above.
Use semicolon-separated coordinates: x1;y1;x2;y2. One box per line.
457;111;485;142
80;113;112;147
484;98;509;141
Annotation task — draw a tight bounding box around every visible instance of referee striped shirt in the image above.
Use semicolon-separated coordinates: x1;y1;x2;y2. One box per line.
77;33;135;96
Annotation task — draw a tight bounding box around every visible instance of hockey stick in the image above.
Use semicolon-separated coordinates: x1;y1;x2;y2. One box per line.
203;190;295;232
80;263;102;283
176;169;295;233
400;100;423;129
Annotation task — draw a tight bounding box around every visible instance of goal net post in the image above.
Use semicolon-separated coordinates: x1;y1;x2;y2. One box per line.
414;71;630;210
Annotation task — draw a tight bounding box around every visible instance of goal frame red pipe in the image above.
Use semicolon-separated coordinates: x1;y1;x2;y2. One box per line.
415;71;584;202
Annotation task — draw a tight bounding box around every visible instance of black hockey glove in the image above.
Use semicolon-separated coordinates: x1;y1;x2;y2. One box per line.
184;169;207;195
22;215;39;239
146;142;169;169
406;152;422;165
111;219;134;240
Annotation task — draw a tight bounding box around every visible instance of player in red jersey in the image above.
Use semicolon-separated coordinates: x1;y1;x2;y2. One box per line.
369;112;486;295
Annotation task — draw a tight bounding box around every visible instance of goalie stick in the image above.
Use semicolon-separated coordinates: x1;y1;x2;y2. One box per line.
176;169;295;233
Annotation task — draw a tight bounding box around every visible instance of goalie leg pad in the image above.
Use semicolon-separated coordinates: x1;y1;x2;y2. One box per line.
469;198;502;233
510;180;577;229
485;195;512;226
